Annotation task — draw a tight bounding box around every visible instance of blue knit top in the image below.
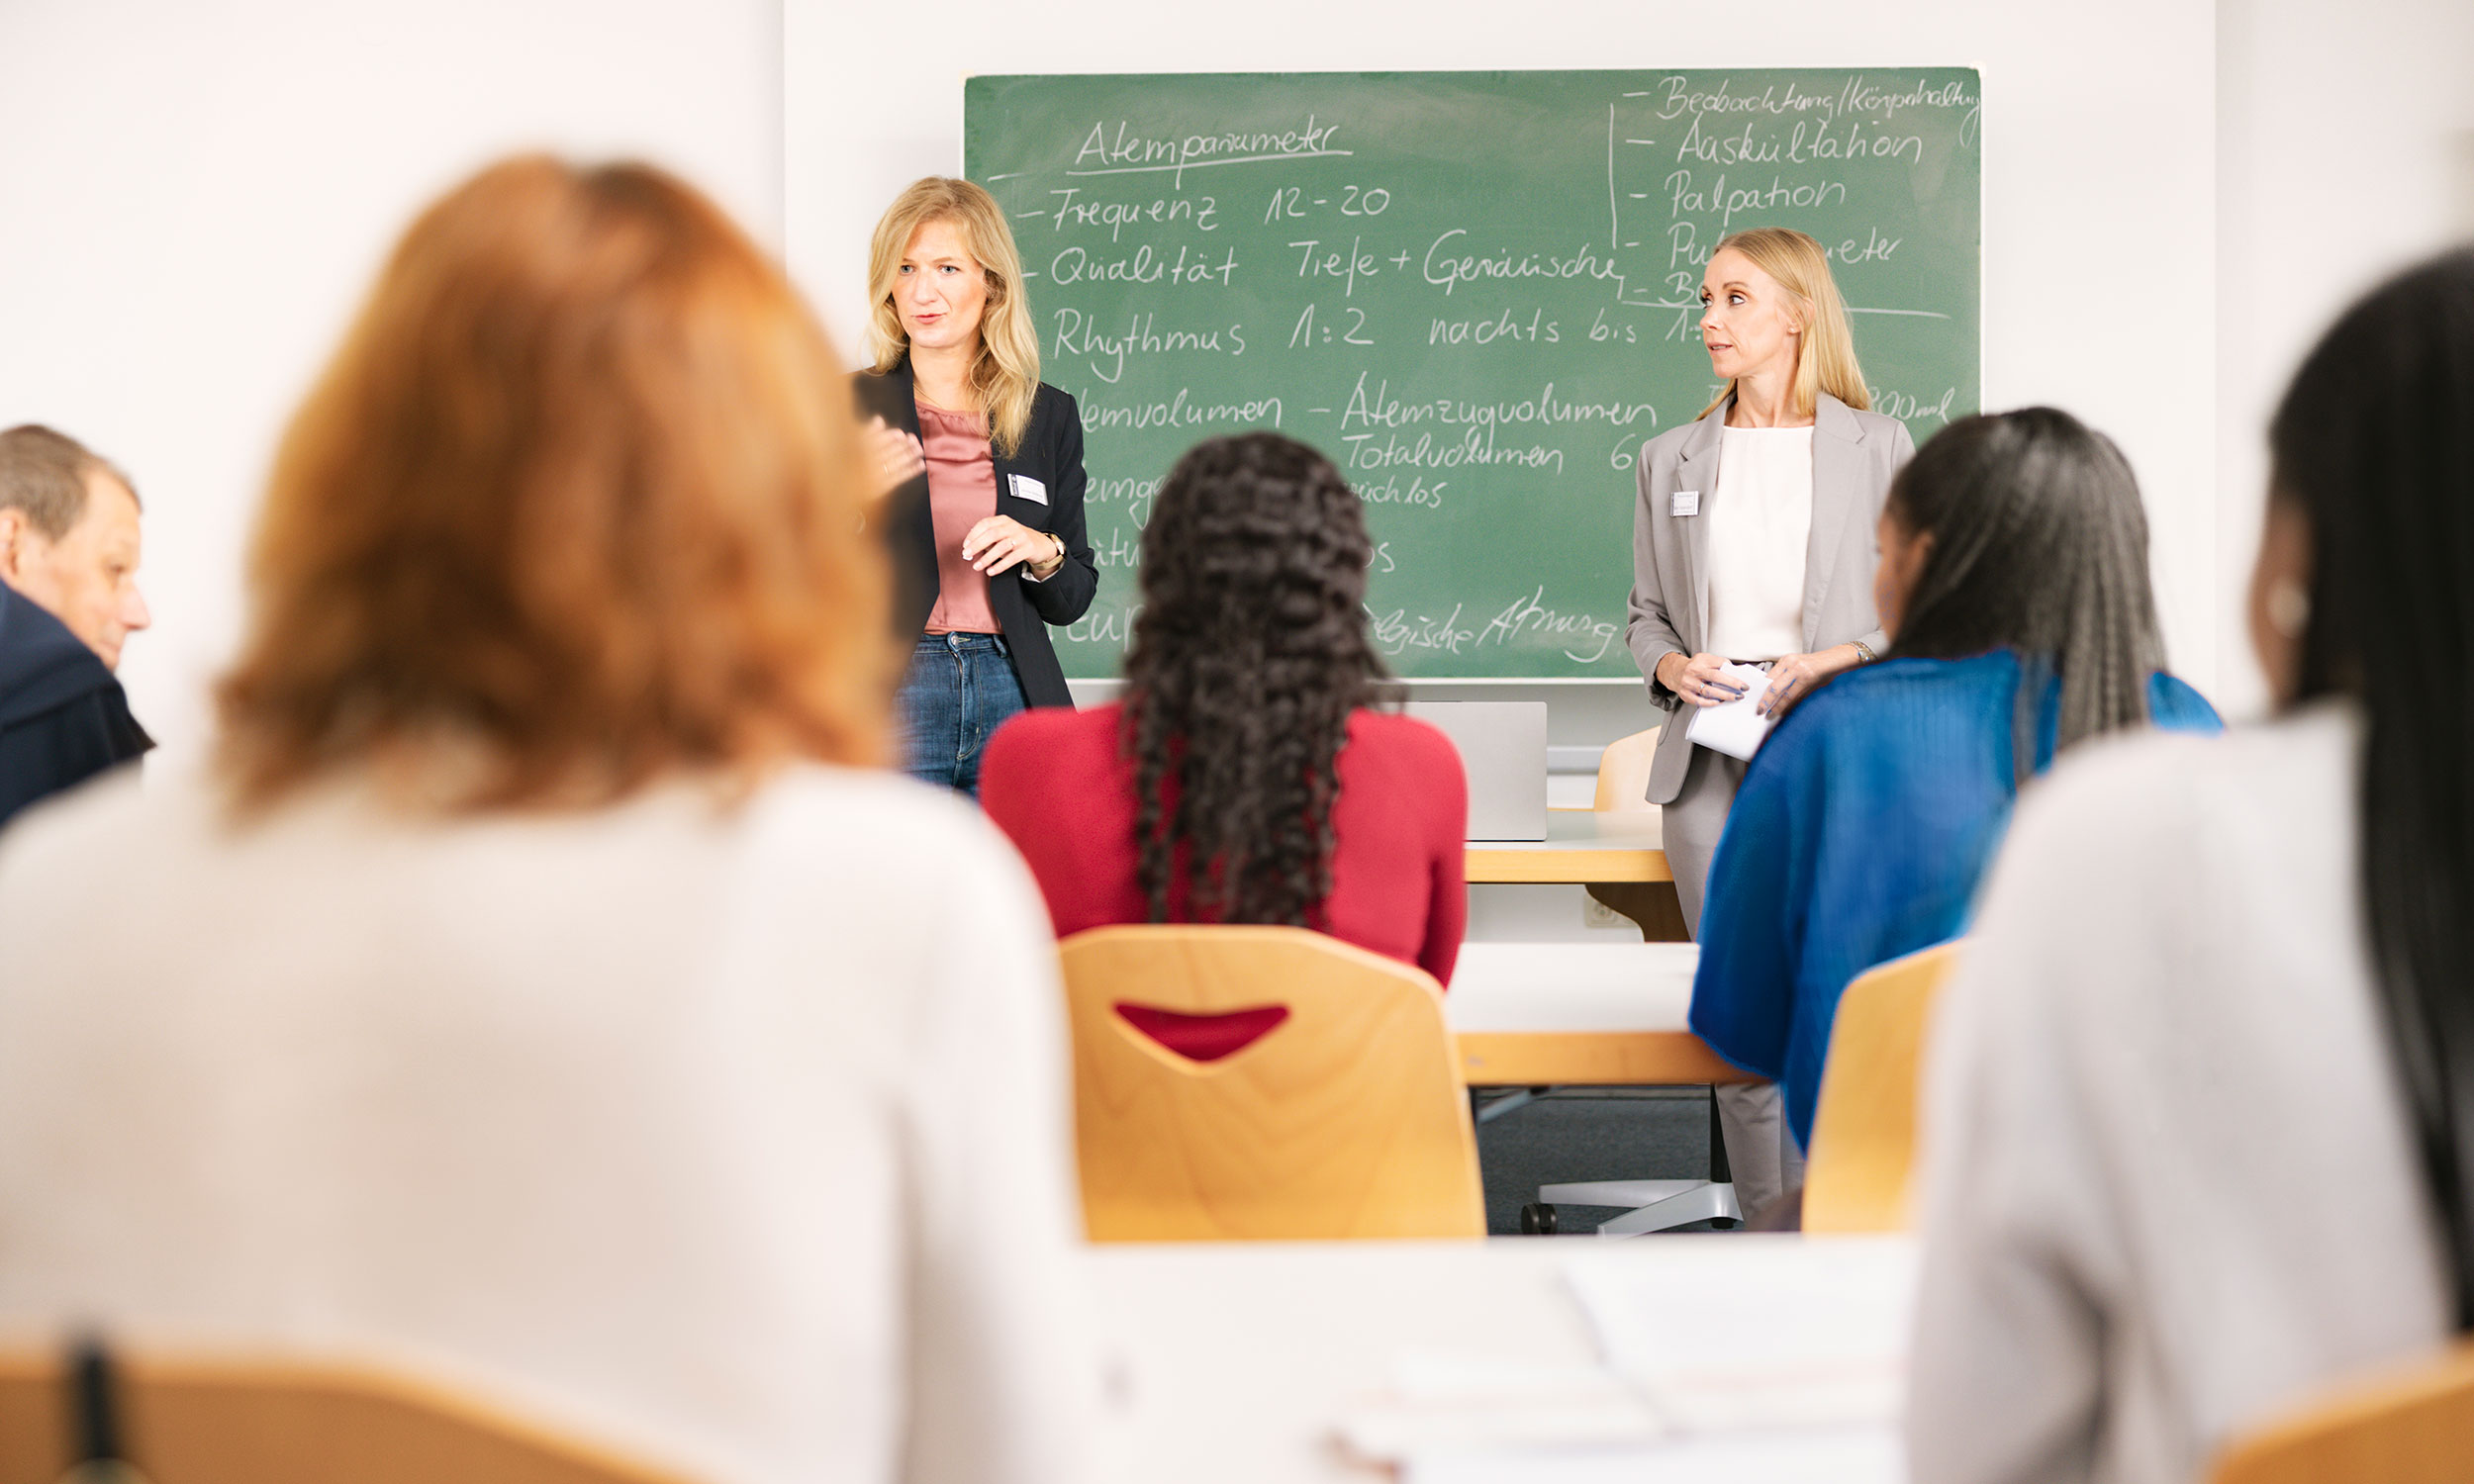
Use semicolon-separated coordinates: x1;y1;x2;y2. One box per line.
1688;650;2222;1147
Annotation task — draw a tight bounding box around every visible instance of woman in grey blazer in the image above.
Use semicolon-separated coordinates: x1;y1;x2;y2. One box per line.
1623;227;1914;1214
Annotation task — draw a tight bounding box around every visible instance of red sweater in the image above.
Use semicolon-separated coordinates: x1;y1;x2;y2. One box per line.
980;703;1468;1033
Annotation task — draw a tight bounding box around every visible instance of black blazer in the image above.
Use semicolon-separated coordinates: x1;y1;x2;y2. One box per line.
855;360;1097;709
0;583;152;829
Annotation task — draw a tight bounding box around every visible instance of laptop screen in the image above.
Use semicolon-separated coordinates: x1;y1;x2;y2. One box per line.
1402;700;1548;842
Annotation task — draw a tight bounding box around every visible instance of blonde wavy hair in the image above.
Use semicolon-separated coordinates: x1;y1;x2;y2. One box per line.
218;155;892;812
1698;227;1871;419
865;177;1041;457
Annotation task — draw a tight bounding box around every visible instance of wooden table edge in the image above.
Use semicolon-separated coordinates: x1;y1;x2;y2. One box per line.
1465;849;1672;884
1456;1030;1757;1086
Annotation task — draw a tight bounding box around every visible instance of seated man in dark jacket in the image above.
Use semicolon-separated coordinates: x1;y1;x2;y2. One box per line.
0;425;152;830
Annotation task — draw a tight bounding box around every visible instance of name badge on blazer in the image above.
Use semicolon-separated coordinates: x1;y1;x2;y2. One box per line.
1009;474;1049;507
1671;490;1700;516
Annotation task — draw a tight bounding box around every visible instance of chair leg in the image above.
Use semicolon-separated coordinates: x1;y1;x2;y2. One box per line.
1534;1179;1745;1235
1524;1086;1745;1238
1708;1084;1738;1229
1475;1087;1546;1124
1594;1181;1743;1236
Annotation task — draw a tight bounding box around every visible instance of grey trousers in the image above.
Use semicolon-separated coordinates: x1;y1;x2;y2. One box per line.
1665;744;1807;1222
1662;743;1748;932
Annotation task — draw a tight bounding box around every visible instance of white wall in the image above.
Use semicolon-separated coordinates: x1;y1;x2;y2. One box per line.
0;0;782;761
2214;0;2474;717
20;2;2461;765
786;0;2222;744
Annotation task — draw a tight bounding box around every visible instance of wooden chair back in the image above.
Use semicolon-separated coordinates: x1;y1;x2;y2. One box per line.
1591;727;1661;812
1059;924;1485;1241
1587;728;1688;939
0;1349;695;1484
2208;1344;2474;1484
1801;940;1963;1234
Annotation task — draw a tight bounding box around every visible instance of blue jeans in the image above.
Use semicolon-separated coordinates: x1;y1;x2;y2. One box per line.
897;632;1026;796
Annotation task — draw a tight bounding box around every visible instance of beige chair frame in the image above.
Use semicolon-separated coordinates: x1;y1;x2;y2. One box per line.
1800;940;1963;1234
0;1347;696;1484
1060;924;1486;1241
2208;1343;2474;1484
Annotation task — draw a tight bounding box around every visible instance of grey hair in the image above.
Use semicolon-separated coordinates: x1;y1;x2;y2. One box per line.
0;424;139;540
1883;407;2164;781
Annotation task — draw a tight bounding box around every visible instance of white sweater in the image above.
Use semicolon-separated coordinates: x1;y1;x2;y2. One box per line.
1908;703;2454;1484
0;764;1093;1484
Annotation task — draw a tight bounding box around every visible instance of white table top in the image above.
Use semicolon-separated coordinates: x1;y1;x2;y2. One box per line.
1471;809;1665;853
1088;1235;1915;1483
1448;942;1700;1033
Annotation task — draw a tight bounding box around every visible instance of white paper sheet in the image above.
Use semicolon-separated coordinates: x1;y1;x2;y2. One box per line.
1404;1429;1904;1484
1561;1241;1919;1432
1683;662;1778;761
1335;1351;1663;1461
1334;1241;1919;1481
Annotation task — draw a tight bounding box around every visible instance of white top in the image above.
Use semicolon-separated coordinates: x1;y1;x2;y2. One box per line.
1908;704;2453;1484
1703;423;1814;662
0;765;1094;1484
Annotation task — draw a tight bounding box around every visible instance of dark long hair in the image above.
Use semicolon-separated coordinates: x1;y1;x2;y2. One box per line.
1883;408;2165;780
2270;248;2474;1325
1119;433;1388;926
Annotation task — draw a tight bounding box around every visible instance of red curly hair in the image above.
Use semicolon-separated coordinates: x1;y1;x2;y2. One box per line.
219;155;892;810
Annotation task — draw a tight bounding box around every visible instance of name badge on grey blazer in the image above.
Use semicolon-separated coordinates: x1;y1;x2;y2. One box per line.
1671;490;1700;516
1010;474;1049;506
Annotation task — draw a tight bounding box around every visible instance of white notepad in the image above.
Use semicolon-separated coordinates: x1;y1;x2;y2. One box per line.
1562;1241;1919;1434
1683;663;1777;761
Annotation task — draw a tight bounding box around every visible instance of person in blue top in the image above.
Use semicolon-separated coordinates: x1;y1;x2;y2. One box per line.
1688;407;2222;1193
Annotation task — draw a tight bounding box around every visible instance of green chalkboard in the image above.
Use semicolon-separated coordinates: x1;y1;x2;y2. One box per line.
963;68;1981;680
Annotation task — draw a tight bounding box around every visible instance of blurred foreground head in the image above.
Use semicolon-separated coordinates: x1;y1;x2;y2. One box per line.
2267;247;2474;712
218;156;890;811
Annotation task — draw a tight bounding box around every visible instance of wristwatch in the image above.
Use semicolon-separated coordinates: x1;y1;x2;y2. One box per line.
1026;530;1066;581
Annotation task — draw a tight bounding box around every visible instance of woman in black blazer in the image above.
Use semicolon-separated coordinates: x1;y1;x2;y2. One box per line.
855;177;1095;794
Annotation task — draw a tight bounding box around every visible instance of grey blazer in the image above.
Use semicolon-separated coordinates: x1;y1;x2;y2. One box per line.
1624;392;1916;805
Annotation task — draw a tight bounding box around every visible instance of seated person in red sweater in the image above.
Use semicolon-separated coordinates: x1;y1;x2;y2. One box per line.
981;432;1467;1056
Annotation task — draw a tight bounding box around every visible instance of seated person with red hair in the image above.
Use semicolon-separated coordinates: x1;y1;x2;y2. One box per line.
0;157;1090;1484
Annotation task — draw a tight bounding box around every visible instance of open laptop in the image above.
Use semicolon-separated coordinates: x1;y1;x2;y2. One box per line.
1403;700;1548;842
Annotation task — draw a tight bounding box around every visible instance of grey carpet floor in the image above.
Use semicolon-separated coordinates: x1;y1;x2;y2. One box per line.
1472;1087;1735;1236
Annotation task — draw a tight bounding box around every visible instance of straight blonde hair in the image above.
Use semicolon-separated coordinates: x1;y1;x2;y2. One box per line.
1698;227;1871;419
865;177;1041;457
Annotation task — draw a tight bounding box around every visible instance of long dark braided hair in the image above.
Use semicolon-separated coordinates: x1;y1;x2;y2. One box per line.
1882;407;2165;782
1120;432;1389;927
2271;249;2474;1326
